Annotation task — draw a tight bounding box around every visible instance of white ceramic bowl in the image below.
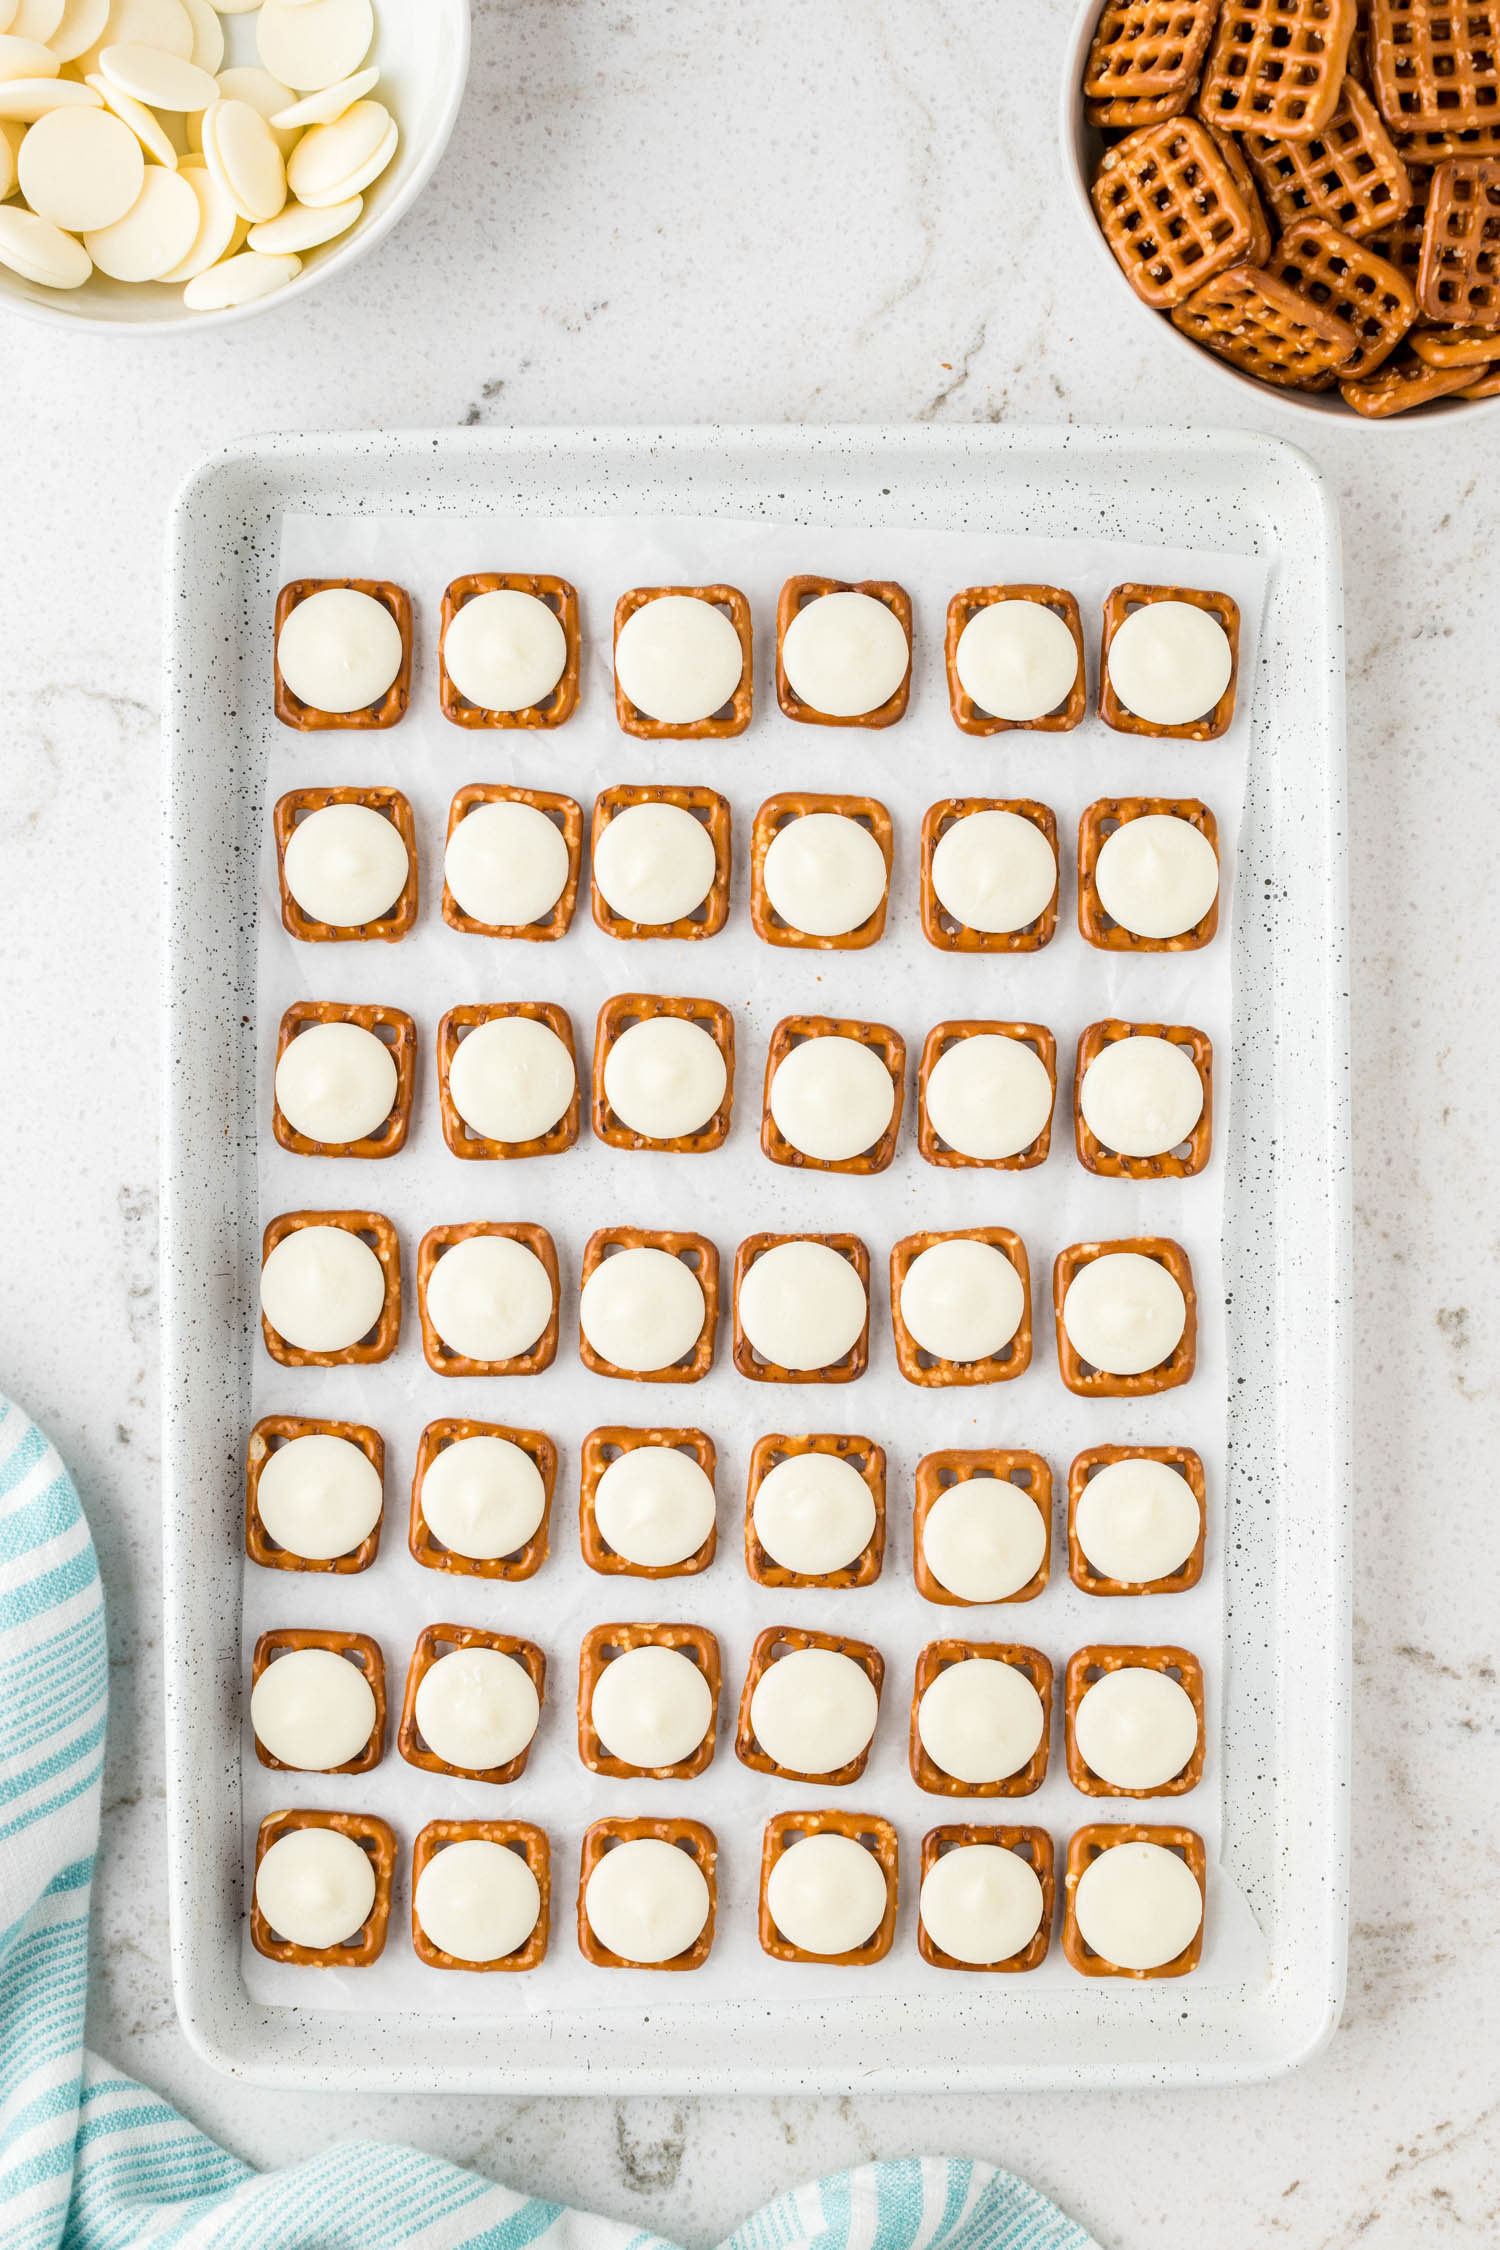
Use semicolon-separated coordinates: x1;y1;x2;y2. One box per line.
1059;0;1500;427
0;0;469;335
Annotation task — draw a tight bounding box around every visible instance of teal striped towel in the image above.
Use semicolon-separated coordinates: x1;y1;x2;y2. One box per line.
0;1396;1095;2250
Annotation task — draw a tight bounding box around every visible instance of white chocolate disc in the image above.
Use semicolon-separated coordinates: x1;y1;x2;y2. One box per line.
284;95;392;206
419;1434;546;1562
615;593;744;724
1094;815;1219;940
413;1647;539;1772
0;201;90;286
0;76;99;121
282;803;408;928
158;162;243;284
255;1825;374;1950
1074;1457;1201;1584
592;1444;716;1567
260;1223;385;1354
761;810;887;938
88;72;178;165
737;1239;867;1373
277;586;402;714
207;66;296;156
250;1646;376;1770
443;588;566;713
179;0;221;72
424;1236;554;1365
765;1831;887;1956
444;799;569;930
768;1035;894;1163
955;599;1079;721
246;191;360;254
898;1238;1023;1364
752;1451;876;1576
1074;1666;1199;1791
591;802;716;926
83;162;198;278
584;1835;710;1964
1107;600;1232;726
747;1647;877;1775
1062;1251;1187;1377
591;1645;713;1769
924;1034;1053;1161
931;808;1057;935
447;1015;575;1146
601;1015;726;1141
920;1477;1046;1602
8;0;60;35
271;64;378;130
920;1843;1045;1966
76;0;190;70
1073;1839;1202;1971
98;40;217;108
46;0;110;64
0;34;56;77
1079;1034;1204;1157
182;246;299;309
255;1432;381;1562
256;0;372;93
274;1021;397;1144
917;1656;1045;1784
201;94;286;222
17;104;141;230
579;1245;705;1374
780;589;909;717
414;1838;541;1965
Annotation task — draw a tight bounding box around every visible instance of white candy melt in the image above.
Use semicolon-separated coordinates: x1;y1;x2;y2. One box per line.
592;1444;716;1568
578;1245;705;1374
898;1237;1024;1364
277;585;402;711
1061;1250;1187;1377
736;1239;866;1372
917;1656;1044;1785
601;1016;726;1141
442;587;566;712
259;1224;386;1354
1094;814;1219;940
1079;1032;1205;1157
418;1433;547;1562
274;1020;397;1144
84;163;199;278
781;588;908;717
920;1476;1046;1603
1074;1456;1201;1584
447;1014;576;1146
257;0;373;95
765;1832;887;1955
924;1033;1054;1161
752;1451;875;1577
955;598;1079;720
281;802;408;926
158;163;243;283
1074;1666;1200;1791
761;810;887;937
1107;598;1232;726
98;40;217;109
584;1836;709;1964
1073;1839;1202;1970
183;247;299;308
202;95;287;223
768;1033;894;1163
255;1826;374;1950
250;1646;376;1770
414;1647;539;1772
424;1236;554;1365
931;807;1057;934
920;1843;1044;1965
748;1648;877;1775
16;104;141;231
444;798;569;929
615;592;744;723
284;94;393;206
591;801;716;926
255;1432;382;1562
415;1839;541;1965
591;1646;713;1770
271;63;377;130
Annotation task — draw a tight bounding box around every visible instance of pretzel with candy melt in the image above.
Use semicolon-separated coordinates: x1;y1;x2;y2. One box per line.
411;1820;550;1971
1099;584;1240;736
744;1432;886;1589
251;1809;396;1967
260;1210;401;1368
1065;1644;1206;1796
1077;797;1221;951
1084;3;1219;124
579;1426;718;1579
441;785;583;940
749;792;893;950
1068;1444;1207;1595
1074;1019;1214;1179
918;1824;1055;1972
1091;117;1256;308
416;1222;559;1378
1171;261;1361;387
590;785;732;940
775;577;912;727
913;1449;1052;1605
408;1419;555;1581
732;1232;871;1385
909;1641;1054;1798
920;798;1059;955
579;1227;720;1384
736;1626;885;1785
1370;0;1500;132
273;787;418;944
890;1228;1033;1387
1417;156;1500;321
592;993;736;1153
438;573;580;730
250;1629;385;1773
761;1015;906;1175
246;1415;383;1574
1198;0;1357;140
578;1620;721;1778
1053;1237;1199;1396
614;585;754;738
436;1002;581;1161
274;578;412;731
577;1818;718;1970
944;585;1087;733
758;1810;899;1965
918;1022;1057;1171
1245;75;1411;237
272;1002;417;1159
398;1624;545;1784
1270;218;1418;375
1062;1823;1206;1978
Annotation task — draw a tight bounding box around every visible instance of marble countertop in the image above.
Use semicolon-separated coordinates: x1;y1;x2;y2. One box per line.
3;2;1497;2243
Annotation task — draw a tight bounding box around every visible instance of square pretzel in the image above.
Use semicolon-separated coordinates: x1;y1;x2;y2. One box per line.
435;1002;581;1161
1410;317;1500;363
409;1420;556;1581
579;1227;720;1383
250;1809;396;1967
760;1015;907;1175
1394;122;1500;161
1339;344;1478;408
736;1627;884;1784
398;1624;546;1784
246;1415;384;1574
1099;587;1240;737
1074;1021;1214;1178
1053;1237;1199;1396
1077;798;1221;951
1170;262;1361;388
1206;119;1277;259
260;1210;401;1367
1198;0;1357;139
749;792;894;950
918;1022;1057;1171
775;577;912;727
909;1641;1054;1797
1091;118;1256;308
732;1233;871;1384
1365;155;1432;278
578;1620;722;1777
918;1825;1056;1971
411;1820;550;1971
272;1001;417;1159
273;787;418;943
1068;1446;1208;1595
1417;156;1500;318
441;785;583;940
744;1432;887;1589
944;585;1087;734
613;585;754;738
590;785;732;940
416;1222;559;1378
1370;0;1500;131
579;1427;718;1579
1065;1645;1206;1796
1084;3;1220;114
273;579;412;731
1271;217;1419;375
1245;77;1413;237
913;1450;1052;1605
1063;1823;1206;1977
250;1629;385;1774
758;1810;898;1964
920;799;1059;954
577;1818;718;1970
592;994;735;1153
890;1229;1033;1387
438;573;580;729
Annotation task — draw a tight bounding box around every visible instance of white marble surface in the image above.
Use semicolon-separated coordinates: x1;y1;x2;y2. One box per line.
1;2;1497;2243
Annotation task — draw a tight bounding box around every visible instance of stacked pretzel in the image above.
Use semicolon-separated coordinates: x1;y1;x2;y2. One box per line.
1083;0;1500;414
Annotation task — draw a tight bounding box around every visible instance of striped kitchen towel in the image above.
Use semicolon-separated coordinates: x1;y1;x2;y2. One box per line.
0;1396;1096;2250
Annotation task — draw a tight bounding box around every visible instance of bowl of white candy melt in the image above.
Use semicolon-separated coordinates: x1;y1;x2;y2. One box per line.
0;0;469;329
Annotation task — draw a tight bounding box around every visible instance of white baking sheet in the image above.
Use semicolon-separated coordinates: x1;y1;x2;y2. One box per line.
242;508;1269;2015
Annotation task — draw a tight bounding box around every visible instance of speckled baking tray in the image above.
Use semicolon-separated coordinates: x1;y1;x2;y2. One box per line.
162;426;1350;2090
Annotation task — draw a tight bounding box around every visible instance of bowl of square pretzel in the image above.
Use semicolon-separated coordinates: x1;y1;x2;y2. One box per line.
1063;0;1500;419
